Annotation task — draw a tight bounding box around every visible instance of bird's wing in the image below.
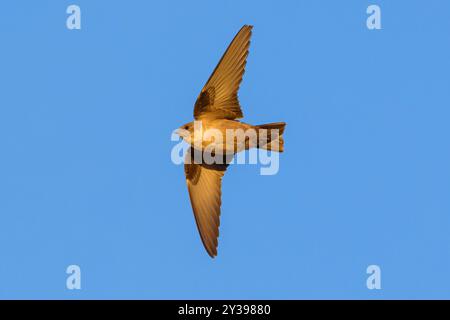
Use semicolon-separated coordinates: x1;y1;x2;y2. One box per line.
193;25;253;120
184;148;229;258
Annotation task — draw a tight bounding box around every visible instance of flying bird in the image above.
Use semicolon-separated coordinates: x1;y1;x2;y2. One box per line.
176;25;286;258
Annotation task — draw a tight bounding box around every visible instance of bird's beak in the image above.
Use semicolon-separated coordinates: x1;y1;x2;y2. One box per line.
175;128;184;138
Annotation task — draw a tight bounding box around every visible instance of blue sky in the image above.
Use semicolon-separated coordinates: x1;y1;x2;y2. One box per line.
1;0;450;299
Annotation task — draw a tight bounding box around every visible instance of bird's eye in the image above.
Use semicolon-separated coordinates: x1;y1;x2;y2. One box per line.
184;125;189;130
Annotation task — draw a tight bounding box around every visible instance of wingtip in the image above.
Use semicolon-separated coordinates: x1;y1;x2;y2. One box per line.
241;24;253;31
206;243;218;258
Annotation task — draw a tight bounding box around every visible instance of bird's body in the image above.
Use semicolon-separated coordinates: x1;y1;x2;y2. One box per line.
179;119;255;154
177;25;286;257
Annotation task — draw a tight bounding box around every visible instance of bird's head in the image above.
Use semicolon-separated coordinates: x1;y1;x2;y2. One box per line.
176;121;195;142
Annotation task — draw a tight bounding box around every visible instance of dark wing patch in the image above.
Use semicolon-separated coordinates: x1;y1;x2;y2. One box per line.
193;87;215;116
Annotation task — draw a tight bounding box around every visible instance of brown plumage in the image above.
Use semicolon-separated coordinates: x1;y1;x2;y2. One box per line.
178;25;286;258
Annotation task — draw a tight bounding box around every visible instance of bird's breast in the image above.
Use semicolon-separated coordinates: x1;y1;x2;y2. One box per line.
191;120;256;155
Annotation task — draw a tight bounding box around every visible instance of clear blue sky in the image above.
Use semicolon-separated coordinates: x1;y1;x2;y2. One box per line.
1;0;450;299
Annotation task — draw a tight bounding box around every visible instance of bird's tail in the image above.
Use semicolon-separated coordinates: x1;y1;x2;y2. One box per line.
255;122;286;152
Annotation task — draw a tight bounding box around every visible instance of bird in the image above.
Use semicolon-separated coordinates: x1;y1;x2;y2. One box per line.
176;25;286;258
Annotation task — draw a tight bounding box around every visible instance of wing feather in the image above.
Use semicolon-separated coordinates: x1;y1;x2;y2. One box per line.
193;25;253;120
184;148;228;257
